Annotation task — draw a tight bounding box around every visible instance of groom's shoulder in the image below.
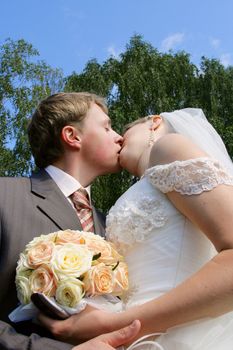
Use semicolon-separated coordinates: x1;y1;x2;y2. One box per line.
0;176;31;196
0;175;30;185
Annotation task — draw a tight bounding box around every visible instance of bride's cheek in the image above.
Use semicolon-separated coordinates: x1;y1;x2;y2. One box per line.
119;153;127;167
119;157;126;168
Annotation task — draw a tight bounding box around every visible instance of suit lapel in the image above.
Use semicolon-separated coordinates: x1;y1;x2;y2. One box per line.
92;206;106;237
31;169;82;231
31;170;106;237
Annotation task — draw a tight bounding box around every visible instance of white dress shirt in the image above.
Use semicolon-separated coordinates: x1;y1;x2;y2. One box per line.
45;165;91;210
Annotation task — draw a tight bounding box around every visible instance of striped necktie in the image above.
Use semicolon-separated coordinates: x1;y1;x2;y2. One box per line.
71;188;95;232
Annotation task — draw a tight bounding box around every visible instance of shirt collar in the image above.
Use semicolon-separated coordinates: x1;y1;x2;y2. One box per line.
45;165;91;198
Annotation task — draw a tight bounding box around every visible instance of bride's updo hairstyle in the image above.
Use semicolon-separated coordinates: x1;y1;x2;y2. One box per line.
123;114;174;134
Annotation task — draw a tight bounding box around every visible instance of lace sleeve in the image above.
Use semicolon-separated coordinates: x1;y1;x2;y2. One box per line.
145;157;233;195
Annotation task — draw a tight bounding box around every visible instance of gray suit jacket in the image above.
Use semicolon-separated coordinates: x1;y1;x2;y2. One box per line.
0;169;106;349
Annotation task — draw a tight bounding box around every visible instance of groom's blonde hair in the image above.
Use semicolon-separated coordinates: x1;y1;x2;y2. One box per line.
28;92;108;168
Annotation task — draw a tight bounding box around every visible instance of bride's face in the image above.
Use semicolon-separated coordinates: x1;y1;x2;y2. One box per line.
119;122;151;175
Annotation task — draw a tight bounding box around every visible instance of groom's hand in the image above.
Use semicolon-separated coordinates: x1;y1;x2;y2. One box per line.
38;305;128;344
71;320;141;350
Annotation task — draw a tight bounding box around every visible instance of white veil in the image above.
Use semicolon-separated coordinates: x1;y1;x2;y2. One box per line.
160;108;233;175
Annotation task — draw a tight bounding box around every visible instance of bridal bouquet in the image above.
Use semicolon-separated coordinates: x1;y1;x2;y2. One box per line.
9;230;128;322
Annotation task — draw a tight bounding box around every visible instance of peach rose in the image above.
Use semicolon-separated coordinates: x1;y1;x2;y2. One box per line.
107;242;124;263
25;232;57;250
85;237;123;264
55;230;85;245
27;241;55;268
84;263;114;296
112;262;129;296
29;264;57;296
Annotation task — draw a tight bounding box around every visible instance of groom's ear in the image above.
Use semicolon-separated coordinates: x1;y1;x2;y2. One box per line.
151;115;162;130
61;125;82;149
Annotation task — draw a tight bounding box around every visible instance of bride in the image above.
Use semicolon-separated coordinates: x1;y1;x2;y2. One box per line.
41;108;233;349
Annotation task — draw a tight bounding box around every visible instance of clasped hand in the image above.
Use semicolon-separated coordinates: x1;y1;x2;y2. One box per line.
38;305;127;345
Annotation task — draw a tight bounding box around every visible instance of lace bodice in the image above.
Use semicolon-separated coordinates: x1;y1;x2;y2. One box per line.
106;193;169;249
145;157;233;195
106;157;233;310
106;157;233;250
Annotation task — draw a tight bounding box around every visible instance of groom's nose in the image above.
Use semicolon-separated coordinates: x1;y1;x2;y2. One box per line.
114;133;123;146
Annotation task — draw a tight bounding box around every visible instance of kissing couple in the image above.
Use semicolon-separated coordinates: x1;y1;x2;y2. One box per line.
1;92;233;350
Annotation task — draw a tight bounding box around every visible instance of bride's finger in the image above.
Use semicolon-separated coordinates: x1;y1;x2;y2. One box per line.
98;320;141;348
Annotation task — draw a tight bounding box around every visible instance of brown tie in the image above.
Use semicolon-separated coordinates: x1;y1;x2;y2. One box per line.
71;188;95;232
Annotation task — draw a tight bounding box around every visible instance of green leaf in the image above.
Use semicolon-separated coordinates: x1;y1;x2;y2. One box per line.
92;252;101;261
112;261;119;271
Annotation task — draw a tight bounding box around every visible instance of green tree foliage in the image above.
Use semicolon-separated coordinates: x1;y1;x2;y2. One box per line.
65;35;233;212
0;38;64;176
1;36;233;213
198;57;233;155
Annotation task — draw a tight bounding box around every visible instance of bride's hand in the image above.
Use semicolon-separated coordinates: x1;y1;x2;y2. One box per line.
72;320;141;350
38;305;126;344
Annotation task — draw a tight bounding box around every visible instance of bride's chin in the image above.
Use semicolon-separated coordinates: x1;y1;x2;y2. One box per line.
120;154;135;173
119;154;125;167
119;159;128;172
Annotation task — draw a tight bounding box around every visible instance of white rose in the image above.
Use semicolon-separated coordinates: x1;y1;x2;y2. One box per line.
56;278;84;307
16;252;31;271
52;243;93;279
16;273;32;304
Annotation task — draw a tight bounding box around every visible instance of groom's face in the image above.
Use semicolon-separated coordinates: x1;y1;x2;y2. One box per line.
79;103;123;174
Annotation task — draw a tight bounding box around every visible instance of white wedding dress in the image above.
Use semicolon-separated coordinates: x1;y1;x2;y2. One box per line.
106;157;233;350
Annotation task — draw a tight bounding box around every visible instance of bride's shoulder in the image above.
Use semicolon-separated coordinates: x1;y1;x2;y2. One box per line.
149;133;207;167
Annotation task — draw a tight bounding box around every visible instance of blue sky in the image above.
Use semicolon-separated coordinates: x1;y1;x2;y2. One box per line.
0;0;233;76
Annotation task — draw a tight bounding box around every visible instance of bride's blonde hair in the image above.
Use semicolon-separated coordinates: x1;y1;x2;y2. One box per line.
123;114;173;134
123;115;158;133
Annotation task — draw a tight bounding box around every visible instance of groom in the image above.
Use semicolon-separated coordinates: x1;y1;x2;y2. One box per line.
0;92;123;349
